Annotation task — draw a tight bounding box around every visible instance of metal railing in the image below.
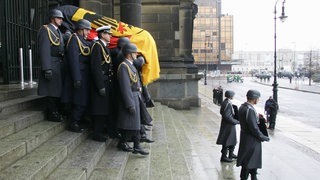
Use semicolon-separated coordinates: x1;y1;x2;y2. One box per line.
0;0;48;84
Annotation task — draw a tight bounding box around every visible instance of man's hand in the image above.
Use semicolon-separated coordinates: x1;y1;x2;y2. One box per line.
128;106;135;115
74;81;81;89
44;70;53;80
99;88;106;96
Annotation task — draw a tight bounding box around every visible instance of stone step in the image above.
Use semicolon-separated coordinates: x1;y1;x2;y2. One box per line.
0;85;37;102
0;120;64;171
0;130;86;179
147;104;173;180
89;139;129;180
0;95;44;117
0;110;44;140
47;138;110;180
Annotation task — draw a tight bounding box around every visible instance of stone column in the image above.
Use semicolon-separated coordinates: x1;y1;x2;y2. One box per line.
148;0;201;109
120;0;141;27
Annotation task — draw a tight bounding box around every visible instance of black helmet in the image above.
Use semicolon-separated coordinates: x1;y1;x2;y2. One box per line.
76;19;92;30
117;37;130;48
225;90;235;98
49;9;64;19
246;89;261;99
133;56;145;70
122;43;138;56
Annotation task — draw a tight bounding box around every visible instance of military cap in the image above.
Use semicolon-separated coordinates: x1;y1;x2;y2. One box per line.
76;19;92;30
225;90;235;98
96;25;112;34
246;89;261;99
122;43;138;56
117;37;130;48
49;9;64;19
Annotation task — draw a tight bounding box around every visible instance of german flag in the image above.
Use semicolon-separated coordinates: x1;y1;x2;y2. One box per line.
58;5;160;85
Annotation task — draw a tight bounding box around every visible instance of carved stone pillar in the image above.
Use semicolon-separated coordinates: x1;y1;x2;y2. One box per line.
120;0;141;27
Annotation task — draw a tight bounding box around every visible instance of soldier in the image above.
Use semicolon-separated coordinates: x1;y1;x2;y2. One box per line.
237;90;270;180
216;90;239;162
117;43;149;155
90;25;113;142
64;19;92;132
37;9;65;122
133;56;154;143
264;96;279;130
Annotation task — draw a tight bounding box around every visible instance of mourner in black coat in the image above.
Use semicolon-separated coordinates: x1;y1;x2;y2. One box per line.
37;9;65;122
117;43;149;155
237;90;270;180
216;90;239;162
63;19;92;133
264;96;279;130
90;25;113;142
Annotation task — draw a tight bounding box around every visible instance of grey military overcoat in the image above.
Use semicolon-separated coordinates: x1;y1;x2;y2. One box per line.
236;102;269;169
37;24;65;97
117;60;141;130
216;98;239;146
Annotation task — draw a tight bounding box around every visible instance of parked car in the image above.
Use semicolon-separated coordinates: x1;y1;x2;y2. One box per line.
278;70;293;78
255;70;272;81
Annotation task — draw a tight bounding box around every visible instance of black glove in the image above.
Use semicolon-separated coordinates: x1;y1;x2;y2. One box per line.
262;136;270;142
99;88;106;96
44;70;53;81
74;80;81;89
128;106;135;115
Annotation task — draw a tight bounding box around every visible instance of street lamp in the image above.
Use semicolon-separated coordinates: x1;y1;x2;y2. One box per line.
204;35;210;85
204;38;207;85
273;0;288;103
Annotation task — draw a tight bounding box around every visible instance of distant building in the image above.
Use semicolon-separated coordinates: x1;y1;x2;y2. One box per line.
232;50;309;75
192;0;234;72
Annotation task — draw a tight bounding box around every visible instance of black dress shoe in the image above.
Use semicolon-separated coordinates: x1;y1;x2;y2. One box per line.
92;134;107;142
69;122;84;133
229;153;237;159
133;147;149;155
117;142;133;152
140;138;155;143
220;156;233;162
48;112;63;122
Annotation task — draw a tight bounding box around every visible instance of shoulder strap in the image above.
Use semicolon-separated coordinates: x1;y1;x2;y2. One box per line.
118;62;138;83
66;33;91;56
42;25;60;46
91;41;111;65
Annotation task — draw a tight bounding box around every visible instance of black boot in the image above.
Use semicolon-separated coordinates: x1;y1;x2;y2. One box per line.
240;167;250;180
220;146;233;162
229;146;238;159
48;111;63;122
250;169;258;180
69;122;84;133
133;140;149;155
117;141;134;152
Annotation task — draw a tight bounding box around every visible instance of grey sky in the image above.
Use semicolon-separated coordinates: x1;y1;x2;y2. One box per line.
222;0;320;51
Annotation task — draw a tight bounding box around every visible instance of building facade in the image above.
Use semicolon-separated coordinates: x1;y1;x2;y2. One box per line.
192;0;234;73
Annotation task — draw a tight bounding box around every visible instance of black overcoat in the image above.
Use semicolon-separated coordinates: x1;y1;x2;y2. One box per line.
216;98;238;146
62;33;91;106
117;60;141;130
90;40;113;115
236;102;269;169
37;24;65;97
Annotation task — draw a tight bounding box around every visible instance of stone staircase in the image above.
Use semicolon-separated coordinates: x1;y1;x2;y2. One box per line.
0;84;206;180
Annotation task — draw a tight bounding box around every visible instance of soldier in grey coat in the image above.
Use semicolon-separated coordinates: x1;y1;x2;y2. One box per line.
216;90;239;162
237;90;270;180
37;9;65;122
117;43;149;155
